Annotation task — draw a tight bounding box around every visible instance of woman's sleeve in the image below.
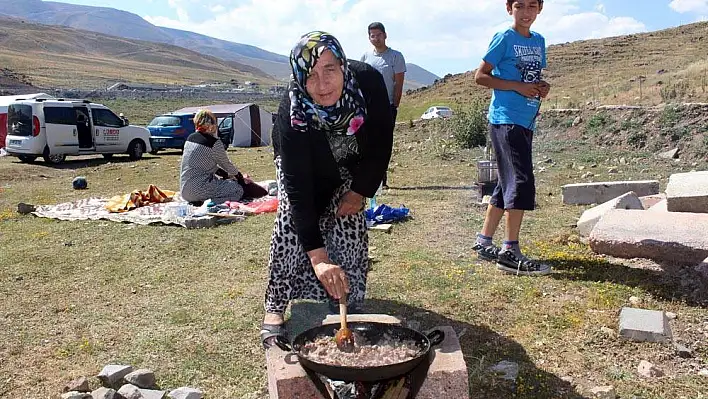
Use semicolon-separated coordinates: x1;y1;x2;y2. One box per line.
350;69;393;198
212;141;240;176
277;97;324;252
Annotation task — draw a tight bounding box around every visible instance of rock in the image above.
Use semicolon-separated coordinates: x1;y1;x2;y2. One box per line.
637;360;664;378
589;209;708;264
577;192;644;237
600;326;616;337
98;365;134;386
607;167;618;174
699;369;708;377
91;387;118;399
674;343;693;358
619;307;672;343
489;360;519;381
572;116;582;126
117;384;142;399
639;194;666;210
168;387;203;399
658;148;680;159
581;172;594;179
61;392;92;399
666;171;708;213
124;369;156;389
578;165;586;171
138;389;166;399
64;377;90;393
647;199;668;212
665;312;677;320
17;202;36;214
629;296;641;305
562;180;659;205
590;385;617;399
620;157;627;165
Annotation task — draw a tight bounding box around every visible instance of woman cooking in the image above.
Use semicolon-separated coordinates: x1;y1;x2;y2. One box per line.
261;31;393;348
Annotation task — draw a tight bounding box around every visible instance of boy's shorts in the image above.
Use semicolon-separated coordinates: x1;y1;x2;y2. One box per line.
488;124;536;211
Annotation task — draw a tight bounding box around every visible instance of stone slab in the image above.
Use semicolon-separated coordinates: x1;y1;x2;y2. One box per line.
589;209;708;264
266;324;468;399
577;191;643;237
619;307;672;342
666;171;708;213
562;180;659;205
639;194;666;210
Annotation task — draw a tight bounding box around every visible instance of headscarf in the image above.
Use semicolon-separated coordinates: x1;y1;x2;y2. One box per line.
288;31;367;161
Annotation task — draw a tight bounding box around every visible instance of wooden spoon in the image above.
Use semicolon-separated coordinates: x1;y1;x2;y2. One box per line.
334;296;355;352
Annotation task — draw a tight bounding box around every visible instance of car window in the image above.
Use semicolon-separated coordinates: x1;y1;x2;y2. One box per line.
218;117;233;130
7;104;32;136
92;108;123;128
44;106;76;125
148;116;181;127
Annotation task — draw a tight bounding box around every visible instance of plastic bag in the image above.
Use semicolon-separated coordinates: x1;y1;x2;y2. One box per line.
365;204;410;225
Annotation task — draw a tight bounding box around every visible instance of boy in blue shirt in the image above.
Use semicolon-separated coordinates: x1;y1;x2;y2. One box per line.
473;0;551;276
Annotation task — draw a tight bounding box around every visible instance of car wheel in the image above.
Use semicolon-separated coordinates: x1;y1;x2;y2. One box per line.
18;155;37;163
42;147;65;164
102;154;114;159
127;139;145;161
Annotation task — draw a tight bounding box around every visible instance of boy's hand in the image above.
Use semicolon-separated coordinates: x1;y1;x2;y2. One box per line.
538;80;551;98
514;82;541;98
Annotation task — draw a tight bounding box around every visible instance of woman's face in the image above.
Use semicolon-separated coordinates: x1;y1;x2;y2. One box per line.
305;50;344;107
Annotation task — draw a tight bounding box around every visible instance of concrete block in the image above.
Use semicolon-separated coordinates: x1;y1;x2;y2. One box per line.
647;199;668;212
577;192;643;236
321;314;401;325
417;326;470;399
666;171;708;213
639;194;666;210
562;180;660;205
589;209;708;264
619;307;672;342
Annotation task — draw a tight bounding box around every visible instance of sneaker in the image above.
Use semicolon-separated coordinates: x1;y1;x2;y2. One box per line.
472;243;501;262
496;251;551;276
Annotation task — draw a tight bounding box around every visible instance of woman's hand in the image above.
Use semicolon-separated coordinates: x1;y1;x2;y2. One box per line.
538;80;551;98
308;248;349;299
242;173;254;185
336;190;364;217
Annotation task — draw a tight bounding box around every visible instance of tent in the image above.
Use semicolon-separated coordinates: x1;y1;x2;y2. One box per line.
0;93;54;148
173;103;273;147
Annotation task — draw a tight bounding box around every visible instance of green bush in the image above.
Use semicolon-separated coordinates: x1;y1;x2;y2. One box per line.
449;101;488;149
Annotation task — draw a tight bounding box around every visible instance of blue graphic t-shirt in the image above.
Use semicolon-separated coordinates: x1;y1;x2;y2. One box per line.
484;28;546;129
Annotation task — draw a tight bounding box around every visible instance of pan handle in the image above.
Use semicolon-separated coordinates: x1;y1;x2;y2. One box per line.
426;329;445;346
273;335;293;352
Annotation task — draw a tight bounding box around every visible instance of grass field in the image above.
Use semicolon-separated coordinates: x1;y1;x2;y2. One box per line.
1;112;707;398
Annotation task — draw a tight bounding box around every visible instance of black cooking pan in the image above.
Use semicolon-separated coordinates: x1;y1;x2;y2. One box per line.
273;322;445;382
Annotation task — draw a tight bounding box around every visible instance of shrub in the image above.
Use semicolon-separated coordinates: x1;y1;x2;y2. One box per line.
449;100;488;149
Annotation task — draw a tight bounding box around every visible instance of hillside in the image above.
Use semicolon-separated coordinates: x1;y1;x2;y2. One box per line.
0;17;275;90
401;22;708;120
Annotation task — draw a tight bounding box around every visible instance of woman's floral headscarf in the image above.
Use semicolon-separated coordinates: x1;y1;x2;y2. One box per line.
288;31;366;161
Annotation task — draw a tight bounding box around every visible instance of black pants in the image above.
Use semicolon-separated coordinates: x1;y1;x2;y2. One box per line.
382;105;397;187
488;124;536;210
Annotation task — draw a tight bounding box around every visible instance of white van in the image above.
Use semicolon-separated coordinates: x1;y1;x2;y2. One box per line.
4;98;151;164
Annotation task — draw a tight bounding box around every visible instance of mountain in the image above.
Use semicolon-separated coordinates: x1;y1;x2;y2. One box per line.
402;21;708;119
0;0;441;84
405;63;440;89
0;16;274;89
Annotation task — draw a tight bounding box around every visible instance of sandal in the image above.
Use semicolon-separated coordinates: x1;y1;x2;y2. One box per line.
260;323;288;350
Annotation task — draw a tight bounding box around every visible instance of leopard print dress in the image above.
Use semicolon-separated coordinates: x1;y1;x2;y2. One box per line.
264;156;369;314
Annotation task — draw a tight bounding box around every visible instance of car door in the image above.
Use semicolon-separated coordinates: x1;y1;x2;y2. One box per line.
92;107;125;151
43;105;79;155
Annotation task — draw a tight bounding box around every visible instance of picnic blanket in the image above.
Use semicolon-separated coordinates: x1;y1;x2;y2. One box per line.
105;184;175;213
32;186;278;228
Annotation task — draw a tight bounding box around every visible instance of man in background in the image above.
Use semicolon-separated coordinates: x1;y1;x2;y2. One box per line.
361;21;406;188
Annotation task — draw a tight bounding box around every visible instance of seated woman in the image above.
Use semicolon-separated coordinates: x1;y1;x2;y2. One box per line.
179;109;247;204
260;31;393;348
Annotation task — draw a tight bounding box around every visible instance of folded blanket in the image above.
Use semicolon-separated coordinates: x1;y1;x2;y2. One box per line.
105;185;175;213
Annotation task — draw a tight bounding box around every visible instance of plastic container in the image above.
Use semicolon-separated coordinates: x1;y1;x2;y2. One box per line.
477;160;499;183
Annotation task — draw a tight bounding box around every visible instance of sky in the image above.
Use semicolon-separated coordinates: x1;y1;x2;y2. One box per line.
50;0;708;77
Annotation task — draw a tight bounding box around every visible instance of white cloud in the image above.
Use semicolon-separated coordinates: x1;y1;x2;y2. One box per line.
144;0;647;76
595;2;606;13
670;0;708;13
